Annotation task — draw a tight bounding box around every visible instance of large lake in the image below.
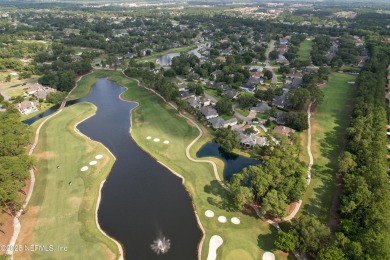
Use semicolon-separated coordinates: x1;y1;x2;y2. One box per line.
27;78;202;259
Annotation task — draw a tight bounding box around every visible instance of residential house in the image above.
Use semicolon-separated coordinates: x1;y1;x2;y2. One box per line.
16;100;39;115
272;111;287;124
273;126;296;136
179;90;195;100
240;133;269;148
208;117;237;129
276;54;289;64
210;70;223;80
241;82;257;93
187;96;202;109
124;52;135;59
278;44;288;53
224;89;239;99
200;106;219;119
251;102;271;113
250;71;264;78
272;93;289;109
26;83;43;95
247;77;263;85
35;87;56;100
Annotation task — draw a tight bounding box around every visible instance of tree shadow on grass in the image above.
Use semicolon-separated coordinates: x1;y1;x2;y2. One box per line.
257;225;278;252
204;180;237;212
302;162;336;222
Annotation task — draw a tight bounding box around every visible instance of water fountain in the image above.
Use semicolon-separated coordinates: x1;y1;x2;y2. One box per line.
150;236;171;255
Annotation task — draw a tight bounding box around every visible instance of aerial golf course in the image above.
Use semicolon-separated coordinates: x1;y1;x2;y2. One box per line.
17;70;286;260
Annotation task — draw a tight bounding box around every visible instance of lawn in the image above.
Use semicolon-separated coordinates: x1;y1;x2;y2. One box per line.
235;108;250;117
203;87;223;101
15;102;120;259
77;71;287;260
299;72;356;221
136;44;198;64
296;38;313;62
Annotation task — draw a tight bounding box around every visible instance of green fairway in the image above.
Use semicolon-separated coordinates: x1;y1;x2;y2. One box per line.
299;72;356;221
16;103;119;259
136;44;198;63
296;38;313;62
73;71;286;260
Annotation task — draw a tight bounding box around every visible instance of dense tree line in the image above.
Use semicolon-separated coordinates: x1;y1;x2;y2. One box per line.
275;41;390;260
311;35;331;66
336;42;390;259
0;107;32;215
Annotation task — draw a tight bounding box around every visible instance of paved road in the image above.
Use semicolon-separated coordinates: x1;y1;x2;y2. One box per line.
265;40;278;84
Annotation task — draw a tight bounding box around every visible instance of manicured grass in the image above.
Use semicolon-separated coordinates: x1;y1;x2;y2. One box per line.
296;38;313;62
136;44;198;63
236;108;250;117
299;73;356;221
68;70;115;100
16;103;119;259
203;87;223;101
94;71;287;260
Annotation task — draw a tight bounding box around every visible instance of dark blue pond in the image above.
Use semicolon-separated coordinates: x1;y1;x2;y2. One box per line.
196;141;261;181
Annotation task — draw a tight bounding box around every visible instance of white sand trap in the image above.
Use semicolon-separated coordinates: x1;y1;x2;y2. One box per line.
231;217;240;224
163;140;170;144
146;136;152;140
207;235;223;260
262;252;275;260
205;210;214;217
153;138;160;142
217;216;227;223
95;154;103;160
89;161;97;166
80;166;89;172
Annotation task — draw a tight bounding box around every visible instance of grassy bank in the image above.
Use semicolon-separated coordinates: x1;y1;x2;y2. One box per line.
15;103;119;259
68;70;286;260
299;73;356;221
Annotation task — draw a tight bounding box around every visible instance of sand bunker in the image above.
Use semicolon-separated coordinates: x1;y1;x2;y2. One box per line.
163;140;170;144
153;138;160;142
80;166;88;172
89;161;97;166
205;210;214;217
146;136;152;140
95;154;103;160
262;252;275;260
207;235;223;260
217;216;227;223
231;217;240;224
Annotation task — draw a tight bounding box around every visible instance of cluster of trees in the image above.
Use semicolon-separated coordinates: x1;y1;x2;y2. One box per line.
335;35;361;65
230;136;306;217
311;35;331;66
124;66;178;101
0;107;32;216
37;43;93;92
215;128;240;152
